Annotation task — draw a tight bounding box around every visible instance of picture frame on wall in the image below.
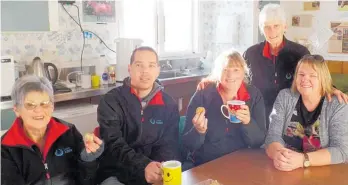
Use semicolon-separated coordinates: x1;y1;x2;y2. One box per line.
338;0;348;11
82;1;116;23
303;1;320;11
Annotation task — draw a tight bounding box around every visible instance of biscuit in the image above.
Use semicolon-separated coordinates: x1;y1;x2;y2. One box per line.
84;133;94;142
196;107;205;114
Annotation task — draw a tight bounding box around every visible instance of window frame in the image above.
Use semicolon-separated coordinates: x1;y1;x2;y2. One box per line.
120;0;202;59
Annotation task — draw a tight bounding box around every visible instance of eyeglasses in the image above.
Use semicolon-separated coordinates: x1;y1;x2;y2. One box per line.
23;101;52;110
302;54;325;62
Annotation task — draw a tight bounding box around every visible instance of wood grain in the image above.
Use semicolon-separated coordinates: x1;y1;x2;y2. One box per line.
182;149;348;185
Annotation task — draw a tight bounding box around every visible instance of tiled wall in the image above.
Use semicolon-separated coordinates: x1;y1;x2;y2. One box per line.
1;1;256;68
1;2;119;66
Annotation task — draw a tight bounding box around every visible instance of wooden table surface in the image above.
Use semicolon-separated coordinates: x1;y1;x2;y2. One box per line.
182;149;348;185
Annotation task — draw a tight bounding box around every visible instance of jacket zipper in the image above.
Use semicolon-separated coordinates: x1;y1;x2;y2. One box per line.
31;147;51;182
44;162;50;179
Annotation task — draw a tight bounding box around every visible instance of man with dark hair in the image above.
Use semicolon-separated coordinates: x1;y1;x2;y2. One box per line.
96;46;181;185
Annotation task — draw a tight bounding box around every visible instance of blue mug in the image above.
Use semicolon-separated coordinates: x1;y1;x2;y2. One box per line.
221;100;245;123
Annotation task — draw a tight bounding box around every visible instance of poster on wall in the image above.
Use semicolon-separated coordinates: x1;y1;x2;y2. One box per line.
291;15;313;27
82;1;116;23
338;0;348;11
328;21;348;54
303;1;320;11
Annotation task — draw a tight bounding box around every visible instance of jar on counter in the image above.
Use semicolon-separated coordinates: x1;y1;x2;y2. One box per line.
108;66;116;84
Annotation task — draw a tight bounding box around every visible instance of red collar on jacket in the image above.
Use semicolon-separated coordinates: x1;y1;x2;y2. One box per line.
263;40;285;59
130;87;165;106
2;117;69;161
217;82;250;101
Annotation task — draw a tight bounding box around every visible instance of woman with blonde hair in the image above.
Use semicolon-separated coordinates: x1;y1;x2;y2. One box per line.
182;49;266;166
265;54;348;171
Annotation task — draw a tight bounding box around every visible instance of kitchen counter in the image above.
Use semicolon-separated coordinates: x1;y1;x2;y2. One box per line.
159;69;210;86
54;84;119;102
0;84;120;110
0;69;210;110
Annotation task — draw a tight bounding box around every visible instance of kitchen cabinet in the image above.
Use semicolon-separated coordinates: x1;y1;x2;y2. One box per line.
163;80;200;115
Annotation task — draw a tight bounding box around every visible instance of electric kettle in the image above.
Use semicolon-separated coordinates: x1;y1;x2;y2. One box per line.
29;57;58;84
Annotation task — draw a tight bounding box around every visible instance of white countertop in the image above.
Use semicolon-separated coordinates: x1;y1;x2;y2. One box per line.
0;101;13;110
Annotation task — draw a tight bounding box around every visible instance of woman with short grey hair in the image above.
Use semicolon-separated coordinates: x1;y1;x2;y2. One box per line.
1;75;104;185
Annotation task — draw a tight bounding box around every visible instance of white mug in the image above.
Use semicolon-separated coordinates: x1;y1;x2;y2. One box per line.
81;74;91;89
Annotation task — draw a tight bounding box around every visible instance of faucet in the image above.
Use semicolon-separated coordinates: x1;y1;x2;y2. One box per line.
161;60;173;71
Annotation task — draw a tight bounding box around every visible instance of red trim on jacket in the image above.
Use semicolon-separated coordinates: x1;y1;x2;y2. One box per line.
2;117;69;161
262;41;285;60
130;87;165;106
217;82;250;101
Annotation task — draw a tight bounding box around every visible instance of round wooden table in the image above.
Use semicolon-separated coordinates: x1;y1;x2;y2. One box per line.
182;149;348;185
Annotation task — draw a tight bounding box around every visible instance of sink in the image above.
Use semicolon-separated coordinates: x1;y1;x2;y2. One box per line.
158;71;189;79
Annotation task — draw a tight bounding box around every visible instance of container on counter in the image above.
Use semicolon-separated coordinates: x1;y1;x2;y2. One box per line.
102;68;109;86
108;66;116;84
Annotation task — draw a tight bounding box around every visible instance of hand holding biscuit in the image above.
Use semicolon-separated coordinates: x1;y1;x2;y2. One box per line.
193;107;208;134
84;133;103;154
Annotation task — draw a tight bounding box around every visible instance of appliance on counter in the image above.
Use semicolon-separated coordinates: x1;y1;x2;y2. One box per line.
28;57;59;84
115;38;143;81
28;57;71;94
1;56;16;99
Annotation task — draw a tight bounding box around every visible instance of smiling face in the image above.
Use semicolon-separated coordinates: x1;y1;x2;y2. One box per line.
163;171;174;183
295;63;321;97
128;50;160;90
220;59;245;91
263;20;287;47
14;91;53;130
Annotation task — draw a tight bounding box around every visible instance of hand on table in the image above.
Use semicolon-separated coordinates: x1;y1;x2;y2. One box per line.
273;148;304;171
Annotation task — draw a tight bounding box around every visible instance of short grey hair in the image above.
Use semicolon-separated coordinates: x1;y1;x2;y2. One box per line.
259;4;286;35
11;75;54;107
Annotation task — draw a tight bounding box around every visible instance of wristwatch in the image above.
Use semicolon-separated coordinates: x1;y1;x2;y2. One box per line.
303;153;311;168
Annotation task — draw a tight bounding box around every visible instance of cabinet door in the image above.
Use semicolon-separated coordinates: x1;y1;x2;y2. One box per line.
1;1;58;31
59;113;98;135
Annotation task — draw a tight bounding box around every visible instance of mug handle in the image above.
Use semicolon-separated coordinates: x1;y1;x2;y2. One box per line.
220;105;230;119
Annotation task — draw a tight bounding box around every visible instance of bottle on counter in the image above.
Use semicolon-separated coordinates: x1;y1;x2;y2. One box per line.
108;66;116;85
102;68;109;86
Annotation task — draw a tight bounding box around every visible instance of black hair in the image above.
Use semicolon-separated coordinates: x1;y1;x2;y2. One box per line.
129;46;158;64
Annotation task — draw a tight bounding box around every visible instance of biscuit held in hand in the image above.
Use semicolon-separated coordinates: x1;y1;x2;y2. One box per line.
196;107;205;114
84;133;94;142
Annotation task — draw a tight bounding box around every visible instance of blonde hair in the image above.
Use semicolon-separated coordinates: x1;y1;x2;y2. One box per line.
291;54;333;96
209;49;251;84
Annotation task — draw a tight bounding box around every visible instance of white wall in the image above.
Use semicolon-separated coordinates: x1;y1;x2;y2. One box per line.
281;0;348;61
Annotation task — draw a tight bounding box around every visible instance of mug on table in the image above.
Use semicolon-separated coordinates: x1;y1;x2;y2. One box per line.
162;160;182;185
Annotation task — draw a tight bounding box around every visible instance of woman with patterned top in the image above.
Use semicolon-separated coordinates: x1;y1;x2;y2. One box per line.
265;54;348;171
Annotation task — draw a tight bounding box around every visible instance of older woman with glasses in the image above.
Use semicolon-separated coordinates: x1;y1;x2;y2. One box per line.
265;54;348;171
1;75;104;185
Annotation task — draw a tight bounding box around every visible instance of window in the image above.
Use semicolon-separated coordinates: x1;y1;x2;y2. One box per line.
122;0;200;58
